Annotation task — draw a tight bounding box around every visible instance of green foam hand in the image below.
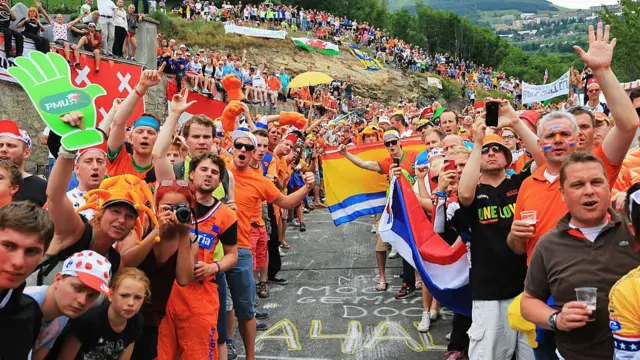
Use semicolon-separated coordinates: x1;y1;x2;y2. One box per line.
7;51;106;151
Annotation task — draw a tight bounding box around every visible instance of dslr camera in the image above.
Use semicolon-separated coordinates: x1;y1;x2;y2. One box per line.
170;203;192;223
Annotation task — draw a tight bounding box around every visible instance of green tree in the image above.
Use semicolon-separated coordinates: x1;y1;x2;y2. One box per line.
599;0;640;82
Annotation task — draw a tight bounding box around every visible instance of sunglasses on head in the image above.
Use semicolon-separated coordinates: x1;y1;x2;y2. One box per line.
234;142;255;152
159;179;190;187
481;145;501;154
384;140;398;147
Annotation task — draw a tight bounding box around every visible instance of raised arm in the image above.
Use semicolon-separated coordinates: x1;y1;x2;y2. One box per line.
273;172;314;209
68;14;83;26
108;63;166;153
152;88;196;182
98;98;122;134
492;97;544;172
37;2;53;24
337;144;382;172
574;23;639;165
45;113;90;251
458;120;485;207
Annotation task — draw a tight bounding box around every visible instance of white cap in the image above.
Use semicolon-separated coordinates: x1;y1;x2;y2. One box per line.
378;116;390;125
231;130;257;147
61;250;112;296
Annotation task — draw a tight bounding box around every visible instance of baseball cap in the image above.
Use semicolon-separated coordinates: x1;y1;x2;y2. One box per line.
587;78;600;90
482;134;512;166
378;116;390;125
519;110;541;129
103;198;139;215
383;130;400;142
61;250;112;296
415;119;431;131
179;44;187;49
76;137;107;163
88;22;96;27
232;130;258;147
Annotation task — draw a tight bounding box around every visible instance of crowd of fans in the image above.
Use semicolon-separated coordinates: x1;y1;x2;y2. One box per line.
4;0;640;357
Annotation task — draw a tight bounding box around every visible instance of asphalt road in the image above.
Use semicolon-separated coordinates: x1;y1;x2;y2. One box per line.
235;209;453;360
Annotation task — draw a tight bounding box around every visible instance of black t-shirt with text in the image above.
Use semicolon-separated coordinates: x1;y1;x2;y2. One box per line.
460;168;531;301
15;174;47;207
69;301;143;360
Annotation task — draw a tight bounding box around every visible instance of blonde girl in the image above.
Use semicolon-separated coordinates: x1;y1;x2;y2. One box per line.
56;268;148;360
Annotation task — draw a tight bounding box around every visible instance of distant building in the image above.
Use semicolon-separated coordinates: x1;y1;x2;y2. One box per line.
512;20;523;29
520;13;535;19
501;14;516;21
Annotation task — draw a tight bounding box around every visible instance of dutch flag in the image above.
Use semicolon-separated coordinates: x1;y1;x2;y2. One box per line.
378;177;472;316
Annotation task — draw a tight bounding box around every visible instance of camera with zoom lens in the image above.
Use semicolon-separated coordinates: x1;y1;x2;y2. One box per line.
171;203;192;223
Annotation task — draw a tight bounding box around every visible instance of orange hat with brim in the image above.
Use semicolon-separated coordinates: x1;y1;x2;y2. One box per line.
482;134;512;166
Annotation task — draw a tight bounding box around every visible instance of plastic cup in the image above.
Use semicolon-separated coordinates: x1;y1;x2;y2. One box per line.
520;210;537;225
575;287;597;322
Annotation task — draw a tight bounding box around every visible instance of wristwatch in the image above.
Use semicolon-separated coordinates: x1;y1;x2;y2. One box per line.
548;310;561;331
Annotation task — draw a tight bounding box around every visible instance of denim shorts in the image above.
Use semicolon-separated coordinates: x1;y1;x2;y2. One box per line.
215;272;228;343
225;248;256;320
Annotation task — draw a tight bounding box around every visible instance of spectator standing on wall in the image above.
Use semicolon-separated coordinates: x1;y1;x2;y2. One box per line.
97;0;116;56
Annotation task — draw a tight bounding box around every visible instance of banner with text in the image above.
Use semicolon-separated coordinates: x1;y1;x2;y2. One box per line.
522;71;570;104
224;24;287;39
348;48;383;71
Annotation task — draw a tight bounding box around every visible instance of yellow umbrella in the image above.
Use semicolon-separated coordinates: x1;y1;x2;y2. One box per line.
288;72;334;89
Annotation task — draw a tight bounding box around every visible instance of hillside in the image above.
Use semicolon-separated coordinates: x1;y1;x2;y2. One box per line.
152;13;489;109
389;0;561;17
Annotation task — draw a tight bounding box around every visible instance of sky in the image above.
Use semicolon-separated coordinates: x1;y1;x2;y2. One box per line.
549;0;619;9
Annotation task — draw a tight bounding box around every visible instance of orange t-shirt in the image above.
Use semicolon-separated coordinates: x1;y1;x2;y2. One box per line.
248;160;277;227
515;145;622;263
230;163;281;249
378;150;419;176
107;146;153;180
191;201;236;281
267;77;281;92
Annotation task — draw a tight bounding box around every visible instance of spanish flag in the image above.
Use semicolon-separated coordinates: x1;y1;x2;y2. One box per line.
322;137;425;225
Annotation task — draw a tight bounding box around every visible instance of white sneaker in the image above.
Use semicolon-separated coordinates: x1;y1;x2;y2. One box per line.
445;332;451;340
193;87;200;92
430;309;439;321
293;219;300;226
279;247;285;257
388;248;399;259
370;224;376;233
417;312;431;332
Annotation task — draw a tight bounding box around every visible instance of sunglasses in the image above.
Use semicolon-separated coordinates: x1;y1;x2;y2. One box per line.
384;140;398;147
481;145;501;154
636;107;640;118
588;89;600;93
159;179;189;187
234;142;255;152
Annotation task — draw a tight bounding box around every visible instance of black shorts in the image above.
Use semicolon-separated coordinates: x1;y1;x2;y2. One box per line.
277;93;287;102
